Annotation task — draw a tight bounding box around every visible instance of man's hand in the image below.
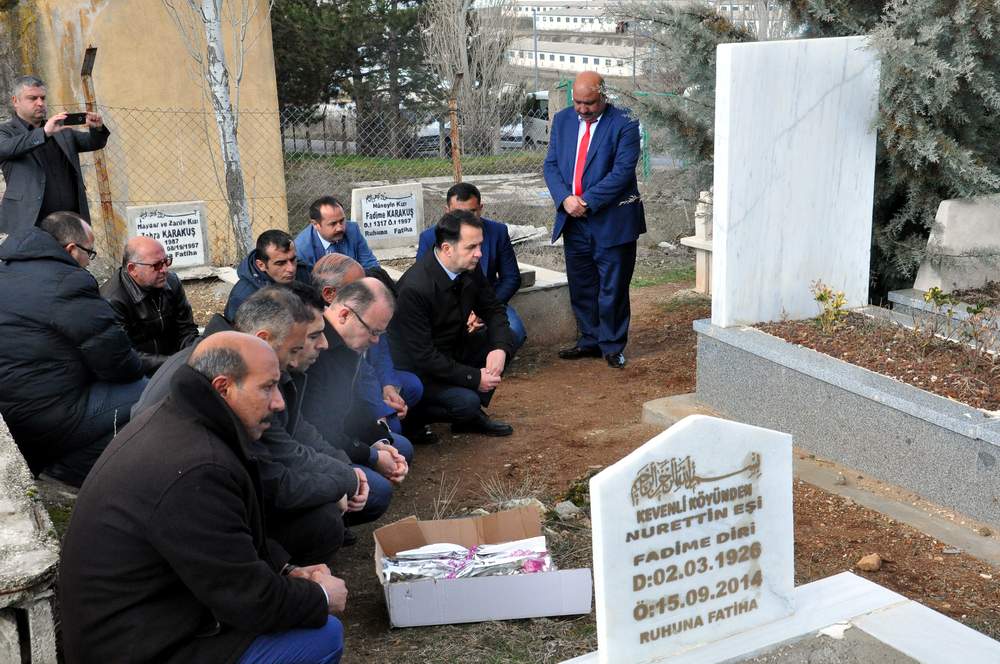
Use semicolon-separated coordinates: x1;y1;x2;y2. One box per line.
466;312;485;334
478;367;502;392
374;441;408;484
382;385;408;419
484;348;507;377
562;195;588;217
288;563;330;580
85;112;103;129
309;567;348;615
347;467;369;512
43;113;71;137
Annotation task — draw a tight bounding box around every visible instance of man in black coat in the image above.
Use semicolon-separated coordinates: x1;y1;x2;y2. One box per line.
101;235;200;375
59;331;348;664
0;211;145;484
0;75;110;234
389;210;517;436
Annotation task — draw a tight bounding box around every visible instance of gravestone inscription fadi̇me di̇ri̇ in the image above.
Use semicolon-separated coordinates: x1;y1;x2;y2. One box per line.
589;415;794;663
350;182;424;250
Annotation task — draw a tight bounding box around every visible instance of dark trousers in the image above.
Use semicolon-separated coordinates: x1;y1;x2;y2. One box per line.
410;331;505;426
44;378;148;487
563;218;637;355
268;502;345;566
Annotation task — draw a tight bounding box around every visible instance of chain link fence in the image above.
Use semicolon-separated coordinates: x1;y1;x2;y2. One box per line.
1;93;690;267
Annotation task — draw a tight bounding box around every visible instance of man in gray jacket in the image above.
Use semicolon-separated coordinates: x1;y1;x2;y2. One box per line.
0;75;110;234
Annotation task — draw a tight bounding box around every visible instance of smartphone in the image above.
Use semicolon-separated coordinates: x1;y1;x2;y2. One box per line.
60;112;88;126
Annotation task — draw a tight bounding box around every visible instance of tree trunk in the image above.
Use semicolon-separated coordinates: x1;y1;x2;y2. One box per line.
202;0;253;255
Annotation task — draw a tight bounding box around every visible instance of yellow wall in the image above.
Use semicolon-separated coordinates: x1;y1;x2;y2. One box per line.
13;0;287;264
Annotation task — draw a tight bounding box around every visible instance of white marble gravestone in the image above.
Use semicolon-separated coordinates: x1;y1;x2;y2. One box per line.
589;415;794;663
350;183;424;249
126;201;209;269
711;36;879;327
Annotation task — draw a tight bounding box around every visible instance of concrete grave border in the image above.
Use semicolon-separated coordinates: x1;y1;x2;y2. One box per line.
693;319;1000;527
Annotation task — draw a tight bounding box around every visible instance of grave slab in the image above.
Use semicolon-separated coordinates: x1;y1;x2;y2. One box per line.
563;572;1000;663
589;415;794;663
712;36;879;327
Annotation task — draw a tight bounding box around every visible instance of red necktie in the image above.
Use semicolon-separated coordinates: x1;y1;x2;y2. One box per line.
574;120;593;196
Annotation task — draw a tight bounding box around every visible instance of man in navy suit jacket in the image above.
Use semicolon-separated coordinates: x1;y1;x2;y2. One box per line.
543;71;645;369
416;183;526;350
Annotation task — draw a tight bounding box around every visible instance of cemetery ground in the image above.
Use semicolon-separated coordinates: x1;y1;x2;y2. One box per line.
171;267;1000;663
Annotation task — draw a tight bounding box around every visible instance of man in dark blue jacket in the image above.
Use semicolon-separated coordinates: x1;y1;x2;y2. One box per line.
543;71;646;369
0;211;146;484
417;182;525;349
224;229;313;320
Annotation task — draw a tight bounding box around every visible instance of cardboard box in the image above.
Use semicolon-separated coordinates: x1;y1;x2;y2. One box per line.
373;505;593;627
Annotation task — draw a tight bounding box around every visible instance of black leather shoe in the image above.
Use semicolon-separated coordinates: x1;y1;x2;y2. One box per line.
605;352;626;369
410;425;440;445
558;345;602;360
452;411;514;437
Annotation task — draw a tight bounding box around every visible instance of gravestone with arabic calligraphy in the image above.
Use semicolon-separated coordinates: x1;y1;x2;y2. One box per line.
126;201;209;269
350;183;424;249
589;414;794;663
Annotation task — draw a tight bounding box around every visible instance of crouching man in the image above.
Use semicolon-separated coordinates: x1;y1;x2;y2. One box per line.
59;332;348;664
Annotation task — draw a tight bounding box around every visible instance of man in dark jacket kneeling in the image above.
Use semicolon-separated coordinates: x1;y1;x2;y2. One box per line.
59;331;348;664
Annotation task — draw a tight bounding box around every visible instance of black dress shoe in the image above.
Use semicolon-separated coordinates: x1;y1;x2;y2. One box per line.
605;352;626;369
452;411;514;437
409;425;440;445
558;345;602;360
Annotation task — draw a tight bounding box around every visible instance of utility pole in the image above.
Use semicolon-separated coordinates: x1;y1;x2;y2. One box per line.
533;10;539;91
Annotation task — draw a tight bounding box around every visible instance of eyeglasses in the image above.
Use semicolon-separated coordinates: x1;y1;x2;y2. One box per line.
76;244;98;260
132;255;174;271
344;304;386;337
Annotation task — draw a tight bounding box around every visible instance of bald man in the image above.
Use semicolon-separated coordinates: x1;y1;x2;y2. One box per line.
60;331;348;664
102;235;199;375
543;71;646;369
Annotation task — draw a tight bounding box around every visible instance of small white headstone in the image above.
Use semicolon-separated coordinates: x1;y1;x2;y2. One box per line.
350;183;424;249
590;415;793;663
126;201;209;268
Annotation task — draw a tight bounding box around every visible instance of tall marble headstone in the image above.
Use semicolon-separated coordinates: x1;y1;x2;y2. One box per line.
589;415;793;663
712;36;879;327
350;182;424;249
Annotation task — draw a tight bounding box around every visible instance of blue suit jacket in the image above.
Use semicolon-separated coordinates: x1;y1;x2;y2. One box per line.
416;218;522;303
543;103;646;248
293;222;379;270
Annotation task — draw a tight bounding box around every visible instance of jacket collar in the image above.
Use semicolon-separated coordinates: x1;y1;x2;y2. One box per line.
117;267;152;304
420;248;466;292
166;364;255;461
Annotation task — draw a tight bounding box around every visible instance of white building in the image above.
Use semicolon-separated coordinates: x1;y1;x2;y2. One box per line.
508;37;635;77
530;8;619;33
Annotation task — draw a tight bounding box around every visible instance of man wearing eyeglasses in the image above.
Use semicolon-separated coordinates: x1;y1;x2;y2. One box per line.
101;236;200;375
0;211;145;486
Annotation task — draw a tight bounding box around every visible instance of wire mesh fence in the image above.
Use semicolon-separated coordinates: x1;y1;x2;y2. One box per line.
1;96;683;267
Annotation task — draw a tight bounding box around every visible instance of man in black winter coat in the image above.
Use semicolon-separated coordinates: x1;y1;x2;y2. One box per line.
59;332;348;664
389;210;517;436
0;211;146;485
101;235;199;375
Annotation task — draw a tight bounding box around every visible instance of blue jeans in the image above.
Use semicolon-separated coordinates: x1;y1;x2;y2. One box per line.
44;378;148;486
506;304;527;351
238;615;343;664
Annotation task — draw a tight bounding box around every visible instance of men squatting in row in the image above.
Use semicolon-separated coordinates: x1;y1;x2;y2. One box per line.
0;68;644;663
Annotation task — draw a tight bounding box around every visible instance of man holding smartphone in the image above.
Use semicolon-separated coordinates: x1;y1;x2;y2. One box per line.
0;74;109;235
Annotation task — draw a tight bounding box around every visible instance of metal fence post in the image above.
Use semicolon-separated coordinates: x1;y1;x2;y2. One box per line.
448;73;464;183
80;46;123;259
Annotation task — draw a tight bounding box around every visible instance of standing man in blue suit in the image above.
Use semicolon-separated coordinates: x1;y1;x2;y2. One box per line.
543;71;645;369
416;183;526;350
295;195;379;270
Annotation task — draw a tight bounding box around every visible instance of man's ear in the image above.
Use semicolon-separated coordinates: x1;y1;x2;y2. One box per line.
255;330;272;344
322;286;336;304
210;374;231;398
254;258;267;272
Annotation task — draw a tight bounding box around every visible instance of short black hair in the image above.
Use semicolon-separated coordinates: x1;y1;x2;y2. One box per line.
434;210;483;249
288;279;327;314
255;230;293;262
446;182;481;206
308;196;344;222
39;211;89;247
